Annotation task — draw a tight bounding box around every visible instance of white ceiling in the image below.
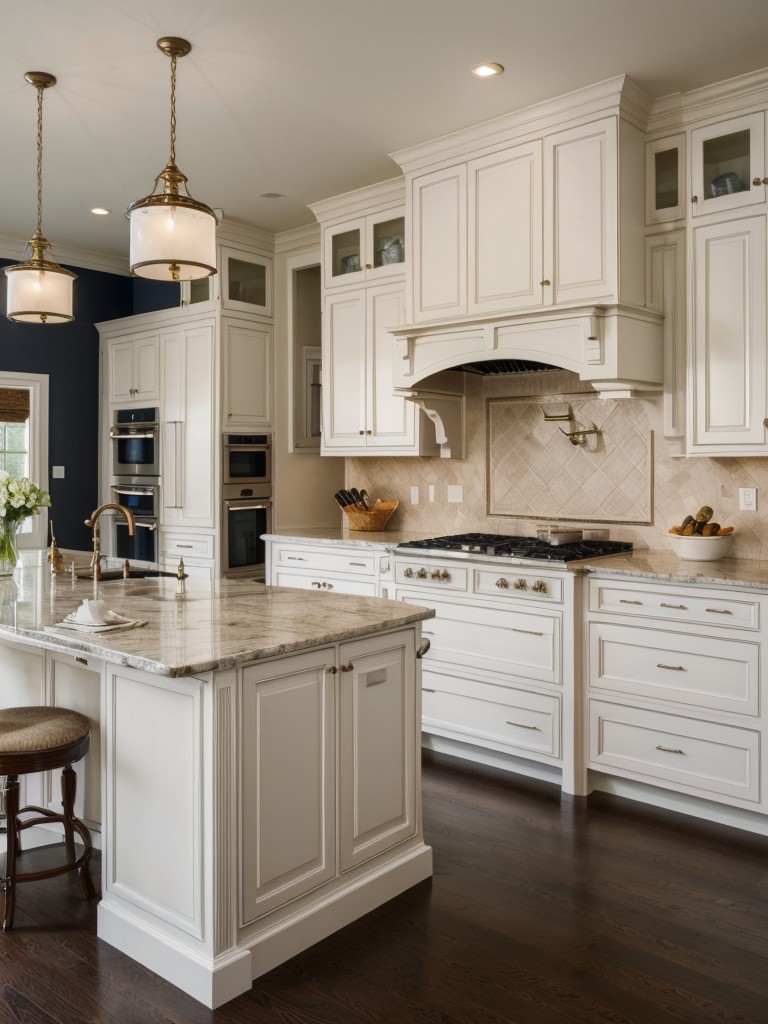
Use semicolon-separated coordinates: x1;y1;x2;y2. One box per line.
4;0;768;266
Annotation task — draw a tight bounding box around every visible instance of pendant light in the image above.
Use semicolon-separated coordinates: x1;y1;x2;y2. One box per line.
127;37;217;282
5;72;76;324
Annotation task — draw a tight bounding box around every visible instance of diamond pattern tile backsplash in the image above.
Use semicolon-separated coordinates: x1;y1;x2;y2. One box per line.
345;368;768;558
487;393;651;523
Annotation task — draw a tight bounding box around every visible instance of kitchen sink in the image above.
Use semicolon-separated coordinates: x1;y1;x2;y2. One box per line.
74;568;185;582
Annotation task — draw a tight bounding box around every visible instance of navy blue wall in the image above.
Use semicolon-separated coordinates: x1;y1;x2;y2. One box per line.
0;260;178;550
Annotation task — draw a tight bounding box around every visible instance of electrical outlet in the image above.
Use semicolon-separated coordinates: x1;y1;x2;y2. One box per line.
410;486;419;505
739;487;758;511
52;466;65;479
447;485;463;503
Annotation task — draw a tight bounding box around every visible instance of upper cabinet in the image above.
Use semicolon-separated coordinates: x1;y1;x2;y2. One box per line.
690;112;766;217
107;332;160;404
322;208;405;289
403;104;646;326
220;246;273;317
646;134;686;224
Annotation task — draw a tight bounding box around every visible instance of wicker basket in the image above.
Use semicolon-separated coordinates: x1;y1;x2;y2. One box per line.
342;499;399;532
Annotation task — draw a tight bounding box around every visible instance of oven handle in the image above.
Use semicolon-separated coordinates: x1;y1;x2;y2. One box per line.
109;429;157;440
225;502;271;511
112;487;156;497
115;518;157;531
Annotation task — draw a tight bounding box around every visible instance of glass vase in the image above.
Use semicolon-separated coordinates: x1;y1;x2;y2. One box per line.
0;520;20;575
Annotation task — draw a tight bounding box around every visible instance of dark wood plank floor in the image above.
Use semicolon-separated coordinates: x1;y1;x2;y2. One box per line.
1;750;767;1023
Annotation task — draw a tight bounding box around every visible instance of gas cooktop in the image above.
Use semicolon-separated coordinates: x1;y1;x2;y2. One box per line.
396;533;632;562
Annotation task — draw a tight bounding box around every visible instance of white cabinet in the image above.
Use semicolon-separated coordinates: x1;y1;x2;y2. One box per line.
107;332;160;404
646;134;686;224
221;318;272;429
161;323;216;529
691;112;767;217
322;283;421;452
322;207;405;289
220;246;273;317
240;627;419;920
586;576;768;812
688;215;768;453
409;116;635;324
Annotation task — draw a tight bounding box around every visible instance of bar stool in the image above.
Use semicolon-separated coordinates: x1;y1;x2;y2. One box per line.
0;706;96;930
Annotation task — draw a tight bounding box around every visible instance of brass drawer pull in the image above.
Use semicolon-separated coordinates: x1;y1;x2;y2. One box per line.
349;561;367;567
619;599;642;605
339;663;354;672
657;663;685;671
287;555;307;561
512;628;544;636
706;608;733;615
656;744;685;755
506;721;541;731
660;603;687;610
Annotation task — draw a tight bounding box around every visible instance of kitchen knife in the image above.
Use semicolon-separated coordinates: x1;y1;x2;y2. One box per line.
349;487;363;506
334;491;353;508
359;489;371;510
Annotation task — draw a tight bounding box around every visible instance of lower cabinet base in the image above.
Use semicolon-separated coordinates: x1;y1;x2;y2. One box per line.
423;733;564;789
98;841;433;1010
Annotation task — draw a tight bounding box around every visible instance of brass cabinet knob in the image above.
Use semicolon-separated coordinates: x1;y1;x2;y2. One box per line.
430;569;442;580
513;578;528;590
416;568;428;579
532;580;548;594
403;567;413;578
495;577;509;589
339;663;354;672
439;569;452;582
691;195;698;203
752;177;768;186
540;279;551;286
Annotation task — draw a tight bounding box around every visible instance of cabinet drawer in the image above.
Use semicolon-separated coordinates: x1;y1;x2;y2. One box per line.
398;590;561;686
590;700;760;804
423;673;560;758
474;568;563;603
161;532;214;559
589;578;760;630
274;545;377;577
588;622;759;715
272;569;377;597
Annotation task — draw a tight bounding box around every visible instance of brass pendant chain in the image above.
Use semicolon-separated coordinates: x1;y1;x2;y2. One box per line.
34;80;44;240
169;51;177;167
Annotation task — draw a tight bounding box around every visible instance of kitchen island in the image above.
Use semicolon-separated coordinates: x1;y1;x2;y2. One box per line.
0;561;434;1008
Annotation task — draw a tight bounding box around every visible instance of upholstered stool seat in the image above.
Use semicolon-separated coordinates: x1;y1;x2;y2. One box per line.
0;706;96;930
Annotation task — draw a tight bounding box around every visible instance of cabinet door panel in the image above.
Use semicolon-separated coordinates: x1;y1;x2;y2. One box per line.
322;292;366;449
241;650;335;921
339;630;416;870
49;653;102;827
366;285;413;447
412;166;467;321
223;321;272;429
691;216;767;449
546;119;616;304
691;113;766;217
469;143;542;313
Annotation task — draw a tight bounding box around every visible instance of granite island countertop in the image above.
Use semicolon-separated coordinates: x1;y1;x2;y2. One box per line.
0;563;434;677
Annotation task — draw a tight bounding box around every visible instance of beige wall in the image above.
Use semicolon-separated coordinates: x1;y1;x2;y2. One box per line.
346;368;768;559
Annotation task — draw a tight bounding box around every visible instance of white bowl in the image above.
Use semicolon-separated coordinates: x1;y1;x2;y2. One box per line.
667;532;734;561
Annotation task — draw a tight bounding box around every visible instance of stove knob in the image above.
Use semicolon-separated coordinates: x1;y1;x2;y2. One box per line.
495;577;509;589
431;569;442;580
513;578;528;590
440;569;452;582
416;568;428;579
403;567;414;578
532;580;548;594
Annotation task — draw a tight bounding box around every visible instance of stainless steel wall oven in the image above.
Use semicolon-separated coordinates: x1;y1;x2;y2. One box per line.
223;433;271;486
222;484;272;579
111;407;160;478
110;480;159;563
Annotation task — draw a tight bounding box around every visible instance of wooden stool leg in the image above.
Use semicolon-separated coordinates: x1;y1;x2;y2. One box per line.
2;775;19;930
60;766;77;862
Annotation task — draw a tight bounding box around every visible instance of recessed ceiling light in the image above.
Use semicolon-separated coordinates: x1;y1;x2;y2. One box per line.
470;62;504;78
91;207;111;215
260;192;286;200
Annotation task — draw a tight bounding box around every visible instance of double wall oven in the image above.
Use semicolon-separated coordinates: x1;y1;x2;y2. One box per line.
222;433;272;579
109;407;160;564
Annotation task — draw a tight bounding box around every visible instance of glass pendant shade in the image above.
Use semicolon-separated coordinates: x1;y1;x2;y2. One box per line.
128;196;217;281
127;37;217;283
6;253;75;324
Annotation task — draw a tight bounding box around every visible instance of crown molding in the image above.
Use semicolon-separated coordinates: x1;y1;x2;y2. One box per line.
647;65;768;133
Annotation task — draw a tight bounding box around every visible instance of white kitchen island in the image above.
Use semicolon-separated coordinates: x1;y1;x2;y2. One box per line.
0;560;434;1008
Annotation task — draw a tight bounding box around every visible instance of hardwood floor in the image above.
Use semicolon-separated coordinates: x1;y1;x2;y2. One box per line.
1;750;767;1023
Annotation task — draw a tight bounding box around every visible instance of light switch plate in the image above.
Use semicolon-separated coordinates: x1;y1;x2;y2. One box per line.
52;466;65;479
447;485;463;503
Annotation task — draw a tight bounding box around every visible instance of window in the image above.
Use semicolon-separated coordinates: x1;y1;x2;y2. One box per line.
0;374;49;548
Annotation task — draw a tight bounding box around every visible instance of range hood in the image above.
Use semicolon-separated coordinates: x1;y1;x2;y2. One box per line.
391;303;664;398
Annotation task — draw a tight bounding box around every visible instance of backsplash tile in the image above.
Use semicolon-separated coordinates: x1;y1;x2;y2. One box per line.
345;368;768;558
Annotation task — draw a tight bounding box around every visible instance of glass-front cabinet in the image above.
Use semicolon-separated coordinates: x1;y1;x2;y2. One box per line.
323;208;405;288
691;112;767;216
646;134;686;223
221;247;273;316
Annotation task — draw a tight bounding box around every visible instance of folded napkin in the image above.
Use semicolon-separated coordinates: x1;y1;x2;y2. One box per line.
46;598;148;634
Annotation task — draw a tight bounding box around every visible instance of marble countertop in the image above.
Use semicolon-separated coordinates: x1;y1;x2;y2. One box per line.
0;560;434;677
582;549;768;589
263;528;434;549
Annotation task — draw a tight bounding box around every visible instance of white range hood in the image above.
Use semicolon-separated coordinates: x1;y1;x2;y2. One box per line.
390;302;664;398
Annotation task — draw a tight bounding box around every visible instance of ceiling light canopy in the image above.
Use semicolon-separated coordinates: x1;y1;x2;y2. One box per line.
470;62;505;78
5;72;76;325
127;37;218;283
